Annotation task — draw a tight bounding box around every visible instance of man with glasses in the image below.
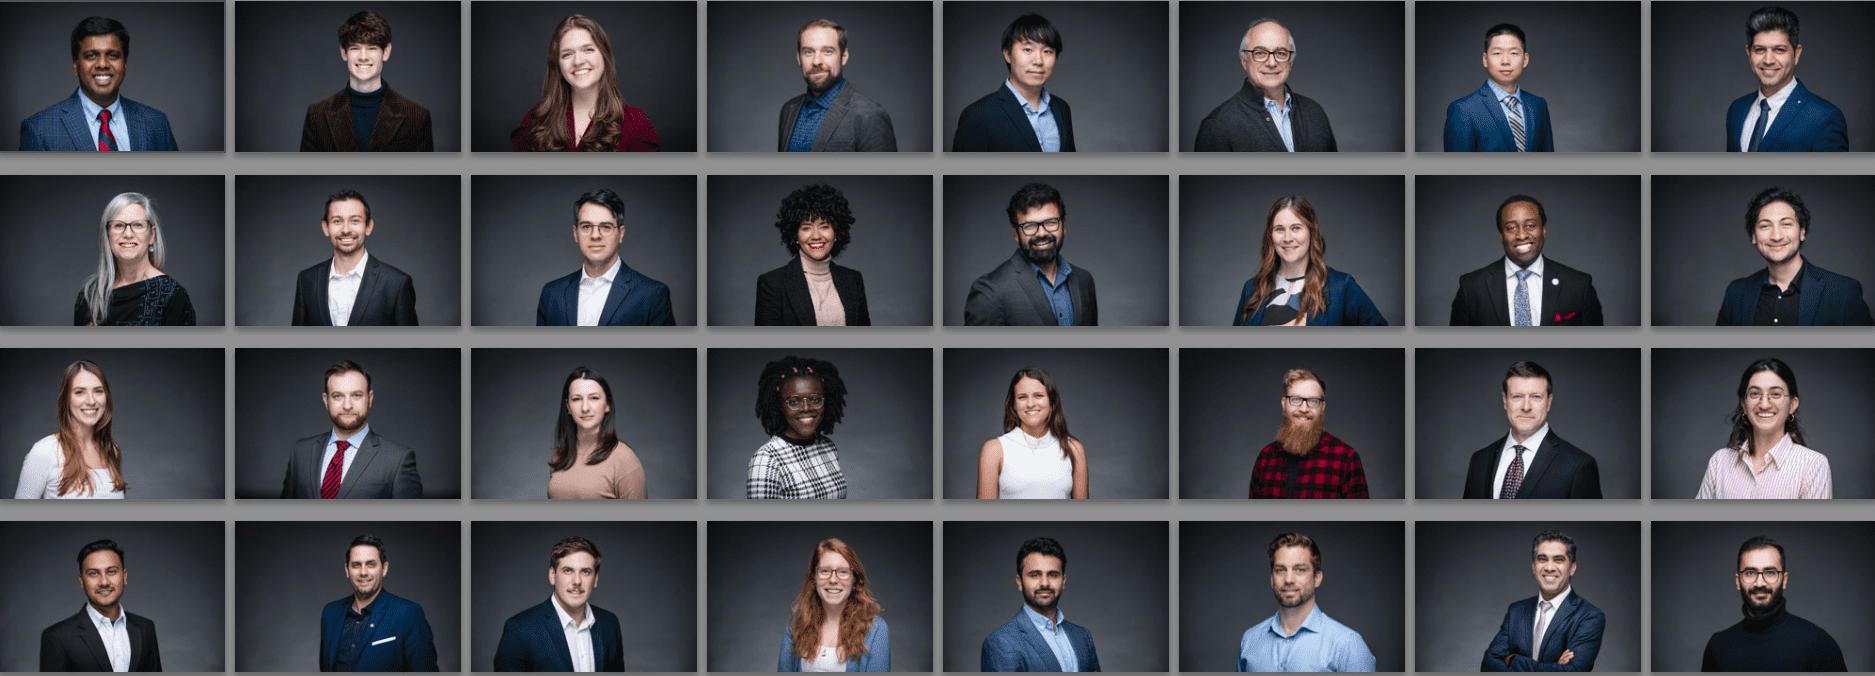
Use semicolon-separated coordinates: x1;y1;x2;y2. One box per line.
964;183;1097;326
1443;23;1553;152
292;188;420;325
1725;7;1846;152
1238;532;1374;671
1249;368;1369;499
1449;195;1605;326
1462;361;1602;499
493;537;626;671
1702;535;1845;671
1480;530;1604;671
1194;19;1337;152
536;188;677;326
1714;187;1871;326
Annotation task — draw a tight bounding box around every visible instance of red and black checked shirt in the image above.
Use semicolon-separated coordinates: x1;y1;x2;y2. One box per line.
1248;431;1369;499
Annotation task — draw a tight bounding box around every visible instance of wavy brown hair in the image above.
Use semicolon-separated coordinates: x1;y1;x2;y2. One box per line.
1001;367;1076;466
1237;196;1328;326
54;360;128;496
524;15;624;152
789;538;882;662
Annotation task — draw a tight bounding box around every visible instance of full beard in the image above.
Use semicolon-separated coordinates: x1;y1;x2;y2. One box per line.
1739;583;1784;616
1022;236;1060;265
1274;412;1325;456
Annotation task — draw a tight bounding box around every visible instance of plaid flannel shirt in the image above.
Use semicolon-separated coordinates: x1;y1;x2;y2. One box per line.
1248;431;1370;499
746;434;847;499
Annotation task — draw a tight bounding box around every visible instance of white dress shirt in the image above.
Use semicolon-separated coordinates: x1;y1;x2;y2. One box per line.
85;603;132;672
576;257;621;327
1739;78;1798;151
1491;423;1550;499
317;425;371;485
328;250;370;326
550;594;597;672
1502;255;1546;326
1532;586;1572;649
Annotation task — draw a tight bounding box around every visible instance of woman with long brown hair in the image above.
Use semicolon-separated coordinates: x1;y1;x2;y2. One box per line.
1233;195;1387;326
547;366;647;498
975;366;1090;499
510;15;659;152
778;538;889;671
13;360;129;499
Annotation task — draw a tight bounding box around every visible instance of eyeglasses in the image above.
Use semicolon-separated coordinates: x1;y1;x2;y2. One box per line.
1242;48;1295;63
1016;218;1063;236
1737;568;1785;582
817;567;853;580
1745;391;1789;403
785;395;826;411
1282;395;1325;409
576;223;620;235
107;220;152;234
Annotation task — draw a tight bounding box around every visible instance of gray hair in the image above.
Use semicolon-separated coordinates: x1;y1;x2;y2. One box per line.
1239;18;1297;61
82;192;166;326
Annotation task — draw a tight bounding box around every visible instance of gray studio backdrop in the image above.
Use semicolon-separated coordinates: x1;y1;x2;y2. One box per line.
1178;521;1405;672
707;1;933;152
942;521;1169;671
1179;175;1404;326
1414;1;1641;152
1415;520;1641;672
0;174;225;326
941;348;1170;499
706;174;933;326
1651;348;1875;499
943;175;1170;326
707;521;934;671
1179;348;1404;499
471;1;697;152
1415;174;1642;326
469;174;697;326
0;348;223;499
1652;521;1875;672
705;348;933;499
471;521;697;672
1414;348;1642;499
232;347;463;499
942;1;1169;152
0;521;224;672
469;348;698;499
1651;175;1875;326
1652;2;1875;152
1177;1;1404;152
0;2;224;151
235;521;461;672
233;174;463;325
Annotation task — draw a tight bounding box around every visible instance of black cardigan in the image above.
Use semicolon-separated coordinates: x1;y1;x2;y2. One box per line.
754;257;870;326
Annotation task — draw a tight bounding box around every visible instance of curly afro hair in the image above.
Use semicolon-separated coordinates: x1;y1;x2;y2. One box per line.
773;184;855;258
755;356;849;437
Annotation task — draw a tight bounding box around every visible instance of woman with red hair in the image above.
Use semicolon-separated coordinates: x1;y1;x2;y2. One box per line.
778;538;889;671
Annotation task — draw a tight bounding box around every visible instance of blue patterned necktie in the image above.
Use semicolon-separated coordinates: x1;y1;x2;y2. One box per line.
1514;269;1534;326
1500;444;1527;498
1505;96;1525;152
1748;99;1770;152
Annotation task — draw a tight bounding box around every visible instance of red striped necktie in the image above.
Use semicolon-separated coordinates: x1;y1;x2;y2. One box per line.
320;440;350;499
98;109;118;151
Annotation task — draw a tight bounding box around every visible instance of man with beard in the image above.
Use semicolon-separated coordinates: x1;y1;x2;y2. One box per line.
320;535;439;671
280;360;423;499
1449;195;1603;326
1725;7;1847;152
983;536;1100;671
40;539;163;671
778;19;897;152
1481;530;1604;671
1194;19;1337;152
1249;368;1369;499
964;183;1098;325
1715;187;1871;325
1237;532;1374;671
291;188;421;325
1701;535;1845;671
1462;361;1602;499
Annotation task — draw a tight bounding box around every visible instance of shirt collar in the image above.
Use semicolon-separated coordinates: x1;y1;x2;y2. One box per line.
1262;604;1325;638
75;87;125;122
1755;78;1799;109
1503;255;1545;279
1487;80;1522;102
1762;259;1807;292
1739;433;1795;469
331;424;371;448
1004;79;1051;114
1537;586;1573;609
85;603;126;628
806;78;846;109
1503;423;1550;455
346;592;381;618
330;250;370;280
583;256;622;286
1022;603;1065;633
1261;85;1292;112
1024;253;1072;284
550;594;597;631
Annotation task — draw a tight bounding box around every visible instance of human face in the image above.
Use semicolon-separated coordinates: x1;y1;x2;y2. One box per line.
1269;207;1310;270
1748;30;1800;94
815;550;853;609
1012;203;1066;260
107;203;154;265
1751;201;1804;265
68;369;108;431
344;544;388;599
558;27;604;93
1012;376;1050;431
1003;38;1056;90
1282;378;1325;423
73;34;127;108
1240;22;1293;96
566;378;610;435
340;42;391;87
1481;33;1528;92
1531;539;1575;600
1498;201;1545;267
79;549;127;615
574;202;624;269
1741;370;1798;439
797;26;847;95
1735;546;1786;614
324;370;373;436
322;199;373;256
797;217;835;262
549;551;599;614
1269;545;1320;609
1016;552;1065;613
1502;375;1552;440
780;376;825;440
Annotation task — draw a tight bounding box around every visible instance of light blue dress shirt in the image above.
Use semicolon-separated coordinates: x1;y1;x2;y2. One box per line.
318;424;372;484
1024;255;1075;326
1262;89;1295;152
1236;605;1376;672
75;88;129;151
1486;81;1525;135
1003;79;1061;152
1022;604;1079;672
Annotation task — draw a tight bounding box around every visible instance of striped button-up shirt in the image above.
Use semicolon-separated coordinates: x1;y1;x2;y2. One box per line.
1695;434;1832;499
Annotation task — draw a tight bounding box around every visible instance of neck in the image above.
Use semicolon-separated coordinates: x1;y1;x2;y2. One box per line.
1007;78;1044;109
1258;82;1285;105
572;86;600;117
1277;600;1314;635
349;75;383;93
801;255;832;274
1027;603;1058;623
1765;254;1803;289
89;600;122;621
1494;80;1518;94
583;255;617;279
1748;430;1783;457
563;598;588;624
1538;587;1564;602
334;424;364;440
332;248;366;275
352;588;381;612
822;599;845;619
113;255;154;285
1033;259;1059;284
782;430;815;442
576;428;602;453
83;91;118;108
1277;259;1307;279
66;422;97;447
1510;428;1537;444
1019;422;1049;439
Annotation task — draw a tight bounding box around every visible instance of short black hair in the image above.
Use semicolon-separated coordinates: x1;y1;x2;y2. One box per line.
574;188;627;225
754;356;848;437
71;16;130;62
324;188;372;223
1746;6;1800;46
1531;529;1576;563
1483;23;1526;52
346;534;388;563
1016;536;1067;575
324;360;372;393
76;539;126;569
1738;535;1786;570
1005;183;1066;226
1744;186;1809;238
773;184;855;258
1496;195;1546;230
1502;361;1553;395
1000;14;1063;56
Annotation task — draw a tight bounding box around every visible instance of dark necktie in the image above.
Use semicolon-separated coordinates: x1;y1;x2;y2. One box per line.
320;440;351;499
97;109;118;151
1748;99;1770;152
1500;444;1527;499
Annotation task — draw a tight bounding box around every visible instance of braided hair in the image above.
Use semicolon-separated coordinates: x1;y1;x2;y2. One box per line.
755;356;848;437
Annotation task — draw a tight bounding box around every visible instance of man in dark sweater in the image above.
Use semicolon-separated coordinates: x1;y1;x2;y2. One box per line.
299;11;434;152
1700;535;1846;671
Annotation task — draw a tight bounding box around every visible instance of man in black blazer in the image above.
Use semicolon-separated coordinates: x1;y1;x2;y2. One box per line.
494;537;626;671
1715;187;1872;326
1194;19;1337;152
965;183;1097;326
1450;195;1604;326
41;539;162;672
777;19;896;152
300;11;433;152
952;14;1075;152
281;360;423;499
291;188;420;326
1462;361;1602;499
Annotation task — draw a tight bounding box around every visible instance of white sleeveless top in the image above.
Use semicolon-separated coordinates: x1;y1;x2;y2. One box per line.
802;647;847;672
997;428;1074;499
14;435;125;499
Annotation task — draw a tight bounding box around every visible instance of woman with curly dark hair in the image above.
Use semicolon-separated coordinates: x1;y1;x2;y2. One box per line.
755;184;870;325
1233;195;1386;326
510;15;659;152
778;537;889;671
747;356;849;499
547;366;646;499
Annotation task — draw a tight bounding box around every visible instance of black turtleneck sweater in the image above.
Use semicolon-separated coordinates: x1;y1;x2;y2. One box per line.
348;85;385;151
1700;597;1846;671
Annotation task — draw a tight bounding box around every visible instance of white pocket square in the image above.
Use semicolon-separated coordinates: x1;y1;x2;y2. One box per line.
371;636;397;646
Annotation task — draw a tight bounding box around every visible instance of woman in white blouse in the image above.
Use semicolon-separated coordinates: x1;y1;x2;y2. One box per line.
976;366;1090;499
14;360;129;499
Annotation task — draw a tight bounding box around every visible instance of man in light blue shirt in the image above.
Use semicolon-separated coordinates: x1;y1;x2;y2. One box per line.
1237;533;1375;672
951;14;1077;152
983;536;1101;671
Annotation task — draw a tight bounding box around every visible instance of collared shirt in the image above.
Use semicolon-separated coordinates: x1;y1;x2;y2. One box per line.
328;250;371;326
85;603;132;672
1696;434;1833;499
1003;79;1061;152
1248;431;1370;499
576;256;621;326
318;424;372;485
1491;423;1550;499
1532;587;1573;650
1236;605;1376;672
1740;78;1799;152
334;593;382;671
75;88;130;152
1502;255;1546;326
1021;604;1079;672
1025;254;1075;326
788;78;845;152
550;594;597;672
1753;260;1805;326
1262;88;1295;152
1487;80;1526;138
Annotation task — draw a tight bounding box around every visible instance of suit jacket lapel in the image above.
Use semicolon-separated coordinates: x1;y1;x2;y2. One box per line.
80;613;114;670
1068;270;1091;326
599;264;635;326
1013;616;1063;671
309;263;335;326
128;615;145;669
1763;93;1806;146
1538;595;1581;658
543;602;577;669
1011;253;1057;324
814;88;854;149
1540;267;1560;325
352;259;384;324
997;89;1043;152
1798;264;1824;325
339;434;383;498
308;432;335;494
324;90;359;152
1516;435;1562;498
1486;264;1512;326
61;98;96;151
784;258;817;323
366;89;408;150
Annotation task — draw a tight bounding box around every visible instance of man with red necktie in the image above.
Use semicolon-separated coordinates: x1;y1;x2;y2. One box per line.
280;360;423;499
1461;361;1603;499
19;16;178;151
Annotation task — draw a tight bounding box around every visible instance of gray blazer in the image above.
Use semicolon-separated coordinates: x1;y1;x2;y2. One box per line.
964;250;1098;326
777;80;898;152
280;430;423;498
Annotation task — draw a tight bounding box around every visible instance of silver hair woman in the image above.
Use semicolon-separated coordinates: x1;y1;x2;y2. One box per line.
77;192;196;326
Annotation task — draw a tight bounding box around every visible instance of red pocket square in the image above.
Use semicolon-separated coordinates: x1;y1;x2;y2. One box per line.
1554;312;1577;322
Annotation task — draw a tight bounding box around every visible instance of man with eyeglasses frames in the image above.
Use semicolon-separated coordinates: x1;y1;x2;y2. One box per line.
1480;530;1604;671
1701;535;1845;671
964;183;1098;326
292;188;420;325
493;537;626;671
536;188;677;326
1442;23;1553;152
1725;6;1846;152
1461;361;1602;499
1194;19;1337;152
1249;368;1369;499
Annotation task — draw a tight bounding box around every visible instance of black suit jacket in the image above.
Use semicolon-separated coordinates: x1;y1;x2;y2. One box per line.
291;255;419;326
40;607;162;672
964;250;1097;326
300;84;434;152
1450;257;1604;326
280;430;423;499
1462;431;1602;499
755;257;871;326
776;80;897;152
1193;81;1337;152
951;85;1075;152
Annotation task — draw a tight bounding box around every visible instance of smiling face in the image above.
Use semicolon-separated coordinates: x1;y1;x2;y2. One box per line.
780;376;825;441
1013;202;1066;261
574;202;624;269
323;198;372;257
1017;551;1066;612
1269;545;1320;609
1269;207;1310;270
344;544;387;599
1241;22;1293;95
1531;539;1575;600
1751;200;1805;265
565;378;610;435
815;550;852;608
1482;33;1528;91
79;549;127;612
1748;30;1800;94
1003;38;1057;90
550;550;599;614
796;217;835;262
557;27;604;92
1736;546;1786;614
108;202;153;265
1012;376;1051;431
68;369;108;431
1502;375;1552;440
73;33;127;107
1741;370;1798;439
1282;377;1324;425
340;42;391;87
1498;201;1545;267
797;26;846;95
324;370;373;436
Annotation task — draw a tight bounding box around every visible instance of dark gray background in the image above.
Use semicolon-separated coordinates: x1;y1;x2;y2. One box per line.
705;348;933;499
1652;2;1875;152
235;1;460;152
943;175;1169;326
706;174;933;326
0;348;223;499
1651;175;1875;326
0;2;224;151
1415;348;1642;499
1651;348;1875;499
942;348;1169;499
232;347;462;499
1179;348;1404;499
1415;520;1641;672
234;520;461;672
233;174;462;326
468;174;696;326
706;1;933;152
1414;2;1641;152
1179;175;1404;326
1414;174;1642;326
707;520;933;671
471;1;697;152
1177;2;1404;152
0;174;225;326
942;1;1169;152
1178;521;1405;672
471;521;697;672
469;348;697;499
942;520;1169;671
1652;520;1875;671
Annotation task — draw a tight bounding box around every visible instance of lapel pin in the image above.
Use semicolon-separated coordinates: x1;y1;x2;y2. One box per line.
1551;278;1559;286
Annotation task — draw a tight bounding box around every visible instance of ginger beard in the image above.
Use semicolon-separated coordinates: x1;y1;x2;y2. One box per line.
1275;403;1325;456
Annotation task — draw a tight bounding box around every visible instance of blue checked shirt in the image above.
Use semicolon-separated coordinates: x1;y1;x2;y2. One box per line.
1025;255;1076;326
1487;80;1525;136
1023;605;1080;672
1237;605;1376;672
787;79;845;152
1004;79;1062;152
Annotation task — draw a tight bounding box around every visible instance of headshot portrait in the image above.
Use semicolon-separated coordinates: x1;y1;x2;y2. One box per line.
0;174;223;326
1180;175;1403;326
472;521;697;672
1179;348;1404;500
0;521;224;672
1415;348;1641;500
470;348;697;499
1652;175;1875;326
1415;175;1640;327
1179;2;1404;152
706;175;933;326
707;521;933;671
1415;2;1641;152
943;2;1169;152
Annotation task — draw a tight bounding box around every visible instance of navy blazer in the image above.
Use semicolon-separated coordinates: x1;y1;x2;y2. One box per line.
982;608;1100;672
778;617;889;672
319;590;439;672
1716;260;1873;326
492;599;625;672
1481;592;1605;672
1461;431;1603;499
20;90;177;151
535;260;676;326
755;257;870;326
1443;83;1553;152
1234;267;1387;326
292;255;419;326
1450;258;1604;326
952;85;1075;152
1725;80;1848;152
40;607;162;671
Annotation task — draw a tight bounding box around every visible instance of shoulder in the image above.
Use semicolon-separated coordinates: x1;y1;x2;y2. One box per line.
961;90;1007;116
1702;447;1738;469
295;260;332;283
23;96;78;126
382;86;431;116
503;600;551;626
1793;82;1843;114
1065;436;1087;456
1503;596;1538;613
830;261;865;283
1447;88;1486;112
1722;270;1766;296
541;269;582;292
618;263;670;291
306;89;348;114
118;96;171;123
1727;91;1756;112
986;614;1026;641
126;611;158;631
369;256;414;282
981;436;1004;454
378;591;424;615
1518;89;1547;106
44;608;88;634
1785;441;1829;465
1804;261;1862;287
605;442;643;469
1062;618;1094;640
1288;89;1328;114
26;434;61;462
843;86;890;114
589;602;622;628
1469;439;1505;463
1322;267;1360;291
1310;608;1365;639
1456;260;1501;285
1543;258;1593;282
1566;593;1605;617
320;597;348;618
978;255;1024;283
1544;433;1594;461
750;437;788;462
293;432;331;450
757;262;796;285
515;106;542;128
781;92;808;110
369;432;413;454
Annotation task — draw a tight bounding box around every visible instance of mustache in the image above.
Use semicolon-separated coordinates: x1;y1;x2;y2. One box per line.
1029;235;1057;247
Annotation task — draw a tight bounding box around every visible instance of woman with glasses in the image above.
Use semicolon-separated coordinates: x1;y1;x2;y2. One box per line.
75;192;196;326
511;15;659;152
756;184;871;326
976;366;1089;499
15;360;129;499
778;538;889;671
1233;195;1385;326
1695;358;1831;499
747;356;849;499
548;366;647;499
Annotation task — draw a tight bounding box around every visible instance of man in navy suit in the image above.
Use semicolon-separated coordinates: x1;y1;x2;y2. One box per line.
1726;7;1847;152
292;189;420;326
493;537;625;671
1716;187;1872;326
1462;361;1603;500
982;536;1101;671
1442;24;1553;152
952;14;1075;152
537;188;677;326
320;535;439;671
1450;195;1605;327
1481;530;1605;671
20;16;177;151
